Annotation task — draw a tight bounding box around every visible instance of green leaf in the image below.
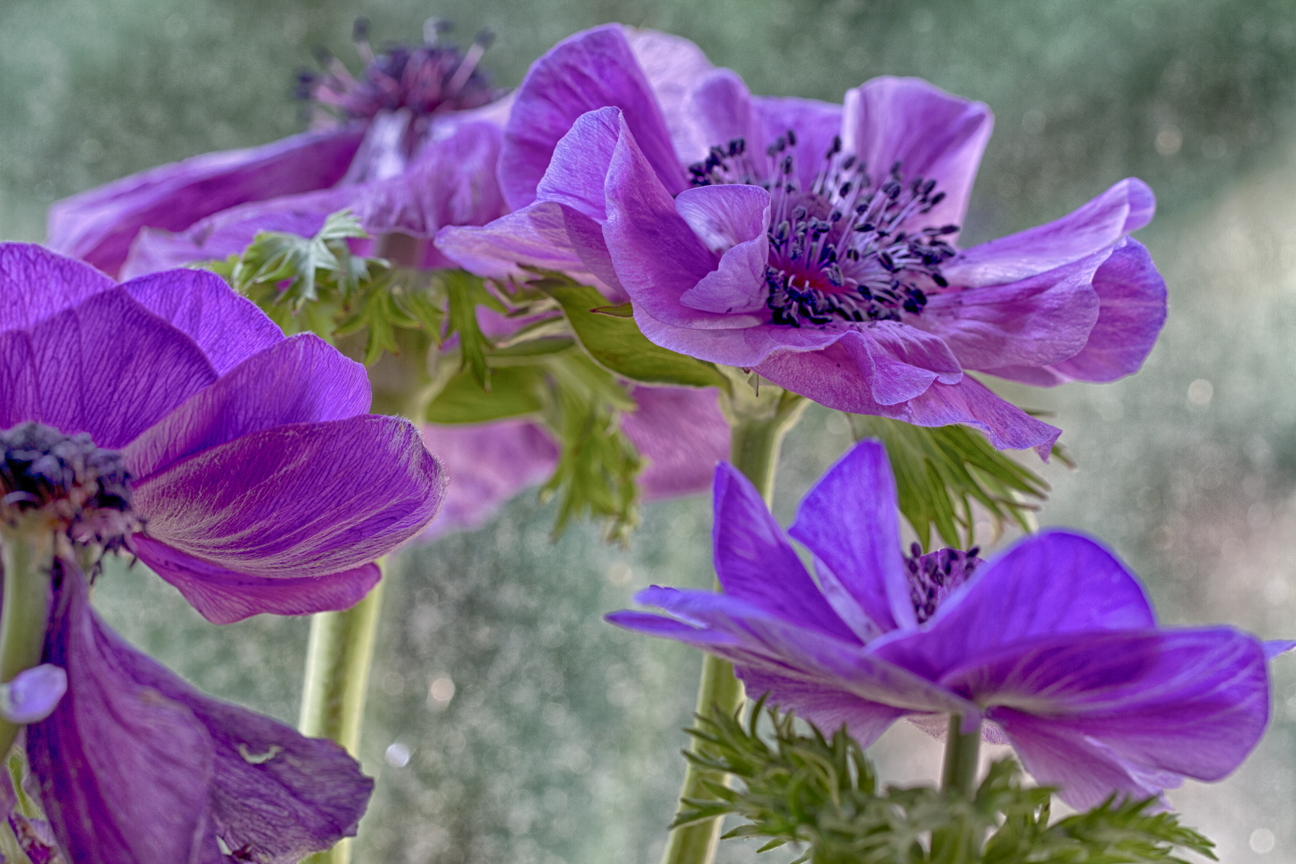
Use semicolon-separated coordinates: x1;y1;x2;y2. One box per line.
424;365;548;424
442;269;505;390
534;275;731;391
848;415;1052;551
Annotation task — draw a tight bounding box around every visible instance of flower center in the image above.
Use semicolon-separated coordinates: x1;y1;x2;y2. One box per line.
298;18;502;121
689;134;959;328
0;422;139;552
904;543;980;624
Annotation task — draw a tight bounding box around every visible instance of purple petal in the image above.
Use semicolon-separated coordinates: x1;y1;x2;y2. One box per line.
436;201;593;282
843;77;992;235
1;286;218;449
753;96;844;193
0;665;67;724
945;178;1156;286
788;439;914;636
124;334;371;480
920;252;1104;372
874;531;1156;680
738;667;907;747
710;463;860;642
0;244;114;330
133;536;381;625
673;185;770;316
501;24;684;210
1264;640;1296;660
48;125;366;278
672;69;761;166
133;415;444;578
28;567;372;862
413;420;559;543
536;107;626;222
623;386;730;500
118;267;284;374
624;28;716;162
1041;238;1167;384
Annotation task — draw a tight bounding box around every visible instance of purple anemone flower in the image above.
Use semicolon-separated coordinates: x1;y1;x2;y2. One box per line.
437;25;1168;456
1;242;445;624
48;25;511;279
608;440;1283;809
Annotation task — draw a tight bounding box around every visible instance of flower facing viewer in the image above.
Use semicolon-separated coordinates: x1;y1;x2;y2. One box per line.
438;25;1167;455
609;440;1282;809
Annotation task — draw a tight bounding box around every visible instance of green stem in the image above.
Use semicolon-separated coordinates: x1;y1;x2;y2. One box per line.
298;570;386;864
660;385;807;864
0;525;55;758
932;713;984;863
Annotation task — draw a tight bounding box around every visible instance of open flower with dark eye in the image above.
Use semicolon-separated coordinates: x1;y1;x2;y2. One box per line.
0;243;447;860
437;25;1167;456
609;439;1289;810
47;19;511;279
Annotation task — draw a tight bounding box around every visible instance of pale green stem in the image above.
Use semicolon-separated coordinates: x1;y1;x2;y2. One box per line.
0;525;55;759
298;570;386;864
660;385;807;864
931;714;984;863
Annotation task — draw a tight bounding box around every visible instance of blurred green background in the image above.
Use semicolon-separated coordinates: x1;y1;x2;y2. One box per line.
5;0;1296;860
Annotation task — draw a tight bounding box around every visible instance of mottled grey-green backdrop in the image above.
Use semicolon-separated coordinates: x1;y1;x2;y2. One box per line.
4;0;1296;861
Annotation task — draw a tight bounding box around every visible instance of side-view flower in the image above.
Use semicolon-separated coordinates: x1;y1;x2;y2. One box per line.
0;243;446;861
437;24;1168;455
609;439;1286;809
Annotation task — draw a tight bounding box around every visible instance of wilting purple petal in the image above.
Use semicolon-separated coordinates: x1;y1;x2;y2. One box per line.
123;334;371;481
0;665;67;724
48;125;366;278
133;536;382;625
788;440;912;636
28;566;372;863
501;24;684;210
623;385;729;500
134;415;444;579
710;463;859;641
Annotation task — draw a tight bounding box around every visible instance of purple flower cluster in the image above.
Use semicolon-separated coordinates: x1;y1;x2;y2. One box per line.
439;25;1167;455
610;440;1285;808
0;243;446;859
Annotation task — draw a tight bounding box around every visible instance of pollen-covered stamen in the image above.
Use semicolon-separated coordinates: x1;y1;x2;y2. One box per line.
691;132;960;328
904;542;981;624
298;18;502;121
0;422;140;552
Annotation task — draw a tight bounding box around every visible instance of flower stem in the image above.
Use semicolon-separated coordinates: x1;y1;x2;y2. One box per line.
298;567;386;864
660;383;807;864
931;713;984;863
0;524;55;758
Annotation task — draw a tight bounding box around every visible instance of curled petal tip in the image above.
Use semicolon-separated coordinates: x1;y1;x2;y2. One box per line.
0;665;68;724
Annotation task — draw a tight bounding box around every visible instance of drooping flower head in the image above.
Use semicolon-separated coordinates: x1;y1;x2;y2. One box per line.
0;242;448;857
438;25;1167;456
609;439;1285;809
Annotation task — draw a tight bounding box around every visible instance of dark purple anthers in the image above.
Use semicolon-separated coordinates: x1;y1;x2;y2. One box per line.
904;542;981;623
299;17;502;122
690;134;958;328
0;422;140;554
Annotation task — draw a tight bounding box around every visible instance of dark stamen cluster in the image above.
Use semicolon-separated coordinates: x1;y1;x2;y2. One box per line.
690;132;959;328
904;542;981;624
297;18;501;121
0;422;139;551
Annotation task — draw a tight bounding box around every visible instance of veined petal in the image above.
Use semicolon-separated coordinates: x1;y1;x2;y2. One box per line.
625;27;717;163
738;668;908;747
0;243;114;331
945;178;1156;286
874;531;1156;680
435;201;593;283
789;440;913;636
842;77;992;235
123;334;371;481
711;463;860;642
48;125;366;278
133;536;381;624
501;24;684;209
753;96;843;193
673;69;761;166
133;415;444;578
536;107;625;223
675;183;770;256
623;386;729;500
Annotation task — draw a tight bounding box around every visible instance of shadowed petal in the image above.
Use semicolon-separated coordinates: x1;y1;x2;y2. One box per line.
945;179;1156;287
739;668;908;747
48;125;366;278
789;440;913;636
711;464;859;642
124;334;371;481
502;24;684;209
134;415;444;578
753;96;843;193
132;535;382;625
875;531;1156;679
843;77;992;235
